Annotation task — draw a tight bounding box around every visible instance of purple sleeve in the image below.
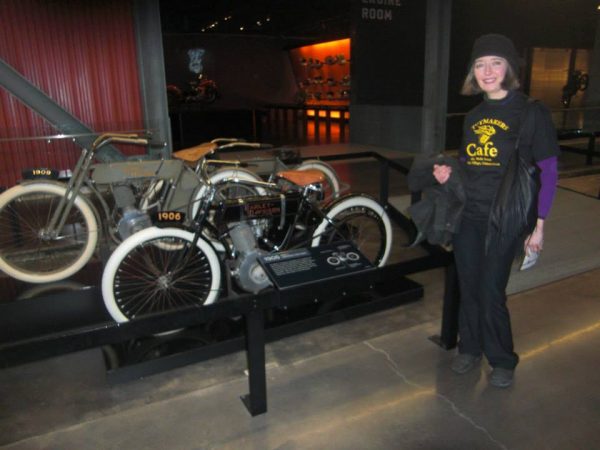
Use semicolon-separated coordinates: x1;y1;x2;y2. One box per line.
537;156;558;219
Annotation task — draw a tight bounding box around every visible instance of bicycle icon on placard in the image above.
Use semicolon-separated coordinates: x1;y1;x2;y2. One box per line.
326;251;361;266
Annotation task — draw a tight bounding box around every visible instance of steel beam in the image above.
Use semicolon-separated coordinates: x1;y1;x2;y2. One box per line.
421;0;452;155
0;58;125;162
133;0;172;156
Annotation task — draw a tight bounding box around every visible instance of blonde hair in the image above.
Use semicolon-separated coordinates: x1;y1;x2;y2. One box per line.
460;60;520;96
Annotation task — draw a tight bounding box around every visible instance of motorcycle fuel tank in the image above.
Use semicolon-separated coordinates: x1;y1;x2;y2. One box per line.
218;192;302;223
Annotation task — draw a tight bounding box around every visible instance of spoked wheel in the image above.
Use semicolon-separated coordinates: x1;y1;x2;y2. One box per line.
0;183;98;283
311;196;392;267
296;160;341;201
191;168;268;253
214;181;261;202
138;179;165;212
102;227;221;323
191;167;267;217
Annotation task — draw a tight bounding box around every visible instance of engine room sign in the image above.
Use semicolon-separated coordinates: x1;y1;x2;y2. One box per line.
352;0;425;105
361;0;403;22
258;241;373;290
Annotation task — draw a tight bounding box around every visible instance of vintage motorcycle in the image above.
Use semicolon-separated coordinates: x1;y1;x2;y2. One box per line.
167;75;219;106
101;159;392;322
186;74;219;104
0;133;338;284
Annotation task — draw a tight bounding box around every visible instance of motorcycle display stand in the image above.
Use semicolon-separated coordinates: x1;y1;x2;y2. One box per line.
0;262;426;416
0;150;459;416
557;129;600;166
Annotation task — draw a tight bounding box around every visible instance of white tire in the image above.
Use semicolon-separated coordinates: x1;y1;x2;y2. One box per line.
192;168;268;253
311;196;392;267
297;160;341;199
0;182;98;283
192;167;267;217
102;227;221;323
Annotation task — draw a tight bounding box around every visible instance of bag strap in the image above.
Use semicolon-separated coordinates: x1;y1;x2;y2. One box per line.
514;98;537;154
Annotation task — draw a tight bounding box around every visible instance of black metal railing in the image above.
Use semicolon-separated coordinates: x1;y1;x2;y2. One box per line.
263;104;349;146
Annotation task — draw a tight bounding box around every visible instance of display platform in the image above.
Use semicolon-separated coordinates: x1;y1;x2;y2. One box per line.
0;149;458;416
0;256;432;415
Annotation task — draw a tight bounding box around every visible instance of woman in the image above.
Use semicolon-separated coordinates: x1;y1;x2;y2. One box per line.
434;34;560;388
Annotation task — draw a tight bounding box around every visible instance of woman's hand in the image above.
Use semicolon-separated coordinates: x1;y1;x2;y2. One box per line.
525;218;545;253
433;164;452;184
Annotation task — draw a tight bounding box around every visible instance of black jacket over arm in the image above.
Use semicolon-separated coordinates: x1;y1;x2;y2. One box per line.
406;155;466;246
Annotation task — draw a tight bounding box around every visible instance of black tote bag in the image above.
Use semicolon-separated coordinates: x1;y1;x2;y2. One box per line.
487;99;540;251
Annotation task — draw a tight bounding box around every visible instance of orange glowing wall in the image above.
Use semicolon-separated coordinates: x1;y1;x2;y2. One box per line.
289;38;350;107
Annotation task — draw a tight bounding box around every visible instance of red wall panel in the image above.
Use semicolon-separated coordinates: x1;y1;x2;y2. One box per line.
0;0;144;188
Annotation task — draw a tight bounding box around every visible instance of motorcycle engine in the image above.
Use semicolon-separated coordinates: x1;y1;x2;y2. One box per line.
112;184;153;240
117;206;153;240
228;222;272;293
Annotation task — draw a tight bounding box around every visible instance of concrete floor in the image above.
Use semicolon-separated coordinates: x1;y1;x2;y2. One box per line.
1;146;600;449
1;268;599;450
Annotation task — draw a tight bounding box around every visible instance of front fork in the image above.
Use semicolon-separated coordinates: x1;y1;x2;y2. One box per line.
44;148;94;239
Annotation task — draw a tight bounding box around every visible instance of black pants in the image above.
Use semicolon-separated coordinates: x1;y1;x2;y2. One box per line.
453;218;520;370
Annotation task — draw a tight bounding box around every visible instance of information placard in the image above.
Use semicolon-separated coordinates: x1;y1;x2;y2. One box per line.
258;242;374;290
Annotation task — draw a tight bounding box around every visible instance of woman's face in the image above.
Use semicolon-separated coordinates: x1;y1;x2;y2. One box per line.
473;56;508;99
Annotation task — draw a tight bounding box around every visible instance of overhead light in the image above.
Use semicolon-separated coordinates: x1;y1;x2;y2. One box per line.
240;26;244;31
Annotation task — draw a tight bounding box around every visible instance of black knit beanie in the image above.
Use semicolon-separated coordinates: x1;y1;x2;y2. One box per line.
470;34;520;73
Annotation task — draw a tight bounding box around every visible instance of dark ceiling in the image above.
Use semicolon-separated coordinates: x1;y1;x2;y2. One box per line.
160;0;352;41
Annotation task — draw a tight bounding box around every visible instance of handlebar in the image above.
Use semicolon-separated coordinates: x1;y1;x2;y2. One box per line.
91;133;151;151
204;159;250;168
210;137;246;145
215;141;274;151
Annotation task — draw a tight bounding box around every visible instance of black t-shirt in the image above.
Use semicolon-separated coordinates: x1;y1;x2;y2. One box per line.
459;90;560;220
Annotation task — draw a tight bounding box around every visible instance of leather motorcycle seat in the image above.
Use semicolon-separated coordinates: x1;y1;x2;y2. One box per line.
276;169;325;187
172;142;218;163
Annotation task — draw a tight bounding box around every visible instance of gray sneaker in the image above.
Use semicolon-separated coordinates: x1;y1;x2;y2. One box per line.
489;368;514;388
451;353;482;374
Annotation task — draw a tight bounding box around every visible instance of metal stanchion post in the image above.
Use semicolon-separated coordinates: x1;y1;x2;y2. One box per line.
241;308;267;416
586;133;595;166
429;261;460;349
